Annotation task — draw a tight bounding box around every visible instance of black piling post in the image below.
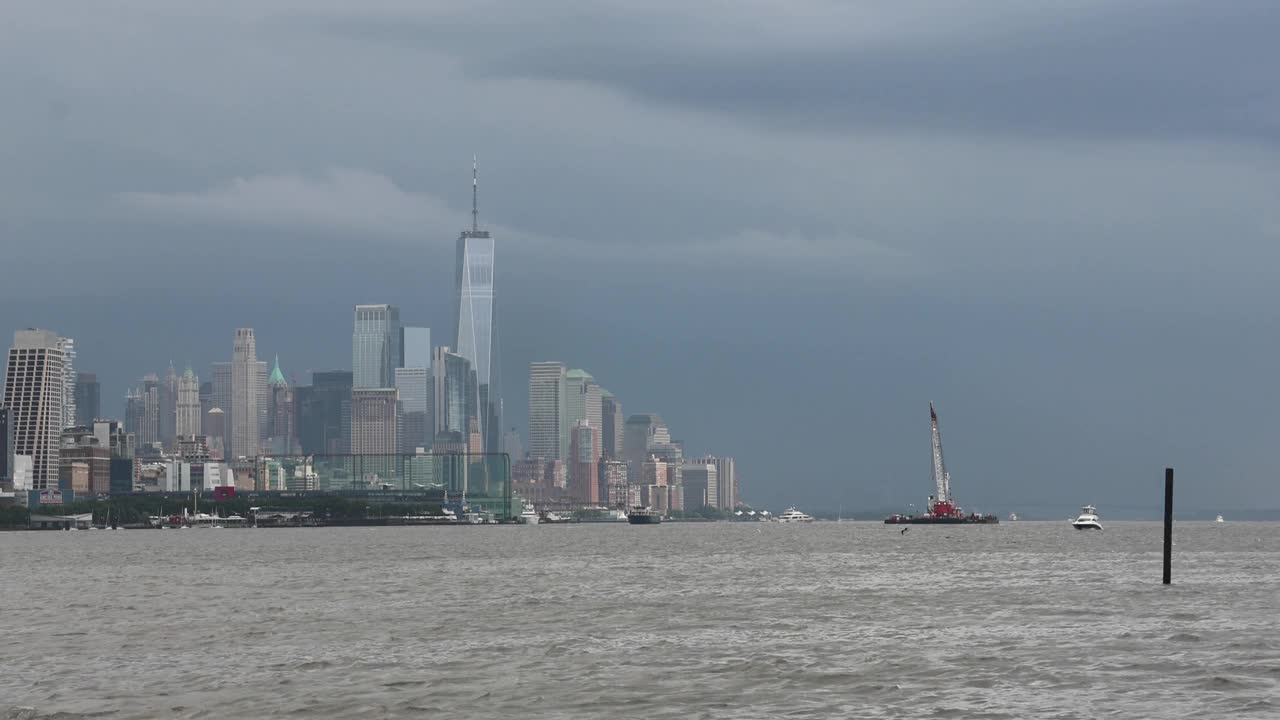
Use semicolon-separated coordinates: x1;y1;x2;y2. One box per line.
1163;467;1174;585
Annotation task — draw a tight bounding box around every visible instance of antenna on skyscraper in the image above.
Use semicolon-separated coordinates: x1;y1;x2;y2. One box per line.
471;154;479;233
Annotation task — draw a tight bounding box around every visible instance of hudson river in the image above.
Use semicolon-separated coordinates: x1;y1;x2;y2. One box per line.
2;521;1278;718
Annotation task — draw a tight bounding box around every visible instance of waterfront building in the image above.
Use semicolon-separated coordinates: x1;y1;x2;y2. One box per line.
600;391;623;460
230;328;259;459
690;455;737;509
453;160;498;452
74;372;100;427
598;458;628;508
59;427;111;496
353;304;401;389
3;330;68;489
0;406;10;481
295;370;352;456
568;420;601;504
528;361;566;460
680;461;718;511
176;366;201;438
623;414;669;482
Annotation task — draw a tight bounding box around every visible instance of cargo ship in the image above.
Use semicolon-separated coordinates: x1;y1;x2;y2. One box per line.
884;403;999;525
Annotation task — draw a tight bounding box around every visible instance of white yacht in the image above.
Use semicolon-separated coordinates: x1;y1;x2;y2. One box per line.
777;507;815;523
1215;515;1224;524
1071;505;1102;530
519;502;539;525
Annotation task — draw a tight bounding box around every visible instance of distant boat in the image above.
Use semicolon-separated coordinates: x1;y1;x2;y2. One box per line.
627;507;662;525
1008;513;1018;521
1071;505;1103;530
519;502;539;525
777;508;815;523
1215;515;1225;523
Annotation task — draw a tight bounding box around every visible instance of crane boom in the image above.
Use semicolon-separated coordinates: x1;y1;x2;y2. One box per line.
930;402;951;504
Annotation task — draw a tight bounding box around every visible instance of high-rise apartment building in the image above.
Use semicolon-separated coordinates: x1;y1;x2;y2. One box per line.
57;336;75;431
3;329;67;489
454;161;498;452
600;391;623;460
74;372;100;426
712;456;737;510
230;328;259;458
528;362;566;460
353;304;401;389
598;458;629;508
176;366;201;437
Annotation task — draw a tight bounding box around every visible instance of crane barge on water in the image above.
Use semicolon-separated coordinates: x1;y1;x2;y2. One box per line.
884;403;999;525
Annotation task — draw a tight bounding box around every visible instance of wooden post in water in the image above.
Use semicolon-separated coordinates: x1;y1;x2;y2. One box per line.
1163;467;1174;585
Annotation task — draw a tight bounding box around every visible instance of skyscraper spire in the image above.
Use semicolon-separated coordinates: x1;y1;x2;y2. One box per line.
472;154;479;232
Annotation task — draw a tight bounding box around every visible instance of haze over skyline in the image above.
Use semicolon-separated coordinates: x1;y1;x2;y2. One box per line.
4;2;1279;514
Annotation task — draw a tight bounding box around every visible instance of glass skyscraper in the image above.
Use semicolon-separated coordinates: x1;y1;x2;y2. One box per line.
353;304;401;389
454;160;498;451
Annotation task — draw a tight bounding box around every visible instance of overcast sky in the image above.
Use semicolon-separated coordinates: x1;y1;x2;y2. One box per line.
3;1;1279;515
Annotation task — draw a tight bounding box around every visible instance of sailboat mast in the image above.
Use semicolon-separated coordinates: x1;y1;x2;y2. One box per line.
930;402;950;504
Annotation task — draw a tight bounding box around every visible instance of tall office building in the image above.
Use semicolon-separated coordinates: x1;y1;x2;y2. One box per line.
401;327;431;370
600;391;623;460
198;381;213;430
395;366;430;453
568;420;600;505
230;328;259;458
565;370;602;436
57;336;75;431
295;370;353;456
353;304;401;389
432;347;474;447
255;360;269;449
711;456;738;509
528;362;566;460
598;458;629;508
134;375;161;446
350;388;398;465
211;361;231;422
454;160;498;452
176;366;201;437
623;414;669;481
160;363;178;445
266;356;296;455
74;373;100;426
3;329;67;489
680;461;718;511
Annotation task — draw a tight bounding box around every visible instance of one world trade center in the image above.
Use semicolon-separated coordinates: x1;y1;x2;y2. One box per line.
453;158;500;453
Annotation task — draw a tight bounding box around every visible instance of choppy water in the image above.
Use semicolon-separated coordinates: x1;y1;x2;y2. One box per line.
2;521;1278;719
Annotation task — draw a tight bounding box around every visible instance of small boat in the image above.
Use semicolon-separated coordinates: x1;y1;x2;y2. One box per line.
519;502;539;525
627;507;662;525
1071;505;1102;530
1008;513;1018;521
777;507;815;523
1215;515;1224;523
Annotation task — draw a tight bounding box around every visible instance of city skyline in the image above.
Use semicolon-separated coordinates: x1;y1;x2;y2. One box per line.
2;3;1278;513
